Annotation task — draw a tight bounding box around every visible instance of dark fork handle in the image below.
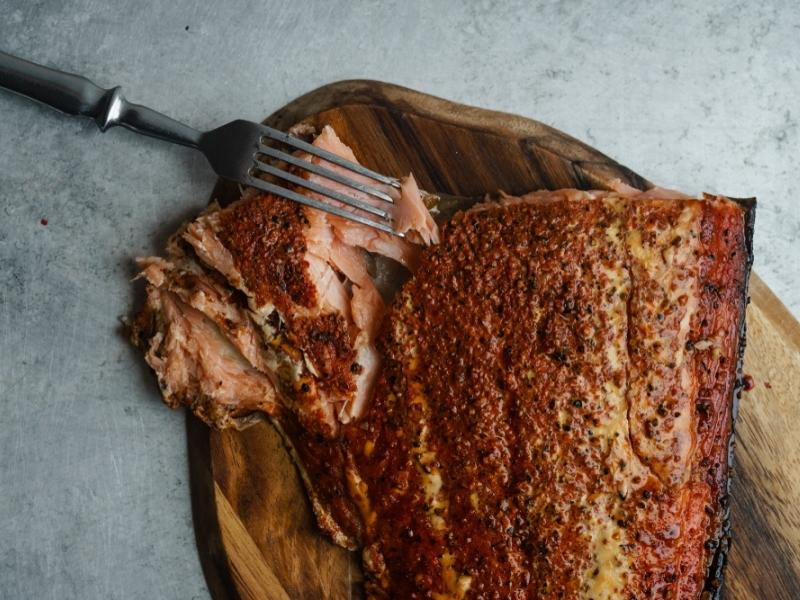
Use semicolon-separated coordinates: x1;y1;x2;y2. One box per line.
0;50;201;148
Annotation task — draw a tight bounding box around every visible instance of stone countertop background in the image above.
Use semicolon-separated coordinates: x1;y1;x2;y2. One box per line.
0;1;797;598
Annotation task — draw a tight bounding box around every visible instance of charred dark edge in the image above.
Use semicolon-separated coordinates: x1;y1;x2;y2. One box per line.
270;414;362;551
703;197;756;600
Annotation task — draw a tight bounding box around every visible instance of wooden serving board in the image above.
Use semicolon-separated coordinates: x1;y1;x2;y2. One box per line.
186;81;800;599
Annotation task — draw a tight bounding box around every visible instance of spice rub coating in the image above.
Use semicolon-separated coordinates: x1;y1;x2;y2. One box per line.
346;191;750;599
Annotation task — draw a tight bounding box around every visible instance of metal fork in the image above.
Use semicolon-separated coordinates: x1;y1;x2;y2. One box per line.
0;51;402;235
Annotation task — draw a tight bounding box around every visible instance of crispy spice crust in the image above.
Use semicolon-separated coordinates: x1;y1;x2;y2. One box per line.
344;194;750;599
217;194;315;312
277;412;365;547
216;193;358;397
291;313;358;396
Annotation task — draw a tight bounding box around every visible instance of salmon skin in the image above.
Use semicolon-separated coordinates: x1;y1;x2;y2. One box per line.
129;127;753;598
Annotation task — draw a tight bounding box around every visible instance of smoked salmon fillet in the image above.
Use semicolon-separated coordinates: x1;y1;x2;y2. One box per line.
345;190;752;599
129;127;753;599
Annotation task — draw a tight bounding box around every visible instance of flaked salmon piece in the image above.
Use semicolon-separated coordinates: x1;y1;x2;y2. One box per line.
394;175;439;245
305;206;386;345
328;238;385;341
303;202;336;250
323;234;385;422
304;252;352;320
329;217;421;270
344;343;381;423
301;208;356;322
136;254;271;374
327;235;370;287
130;284;279;429
302;212;382;422
304;126;439;265
309;127;438;241
183;211;248;294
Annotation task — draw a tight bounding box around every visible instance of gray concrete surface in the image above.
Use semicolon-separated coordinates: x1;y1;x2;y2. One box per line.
1;1;798;598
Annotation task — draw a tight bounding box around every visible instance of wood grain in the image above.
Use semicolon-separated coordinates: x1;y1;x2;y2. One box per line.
188;80;800;599
726;276;800;599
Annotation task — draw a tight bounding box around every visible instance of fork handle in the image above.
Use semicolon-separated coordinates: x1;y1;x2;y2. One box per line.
0;51;201;148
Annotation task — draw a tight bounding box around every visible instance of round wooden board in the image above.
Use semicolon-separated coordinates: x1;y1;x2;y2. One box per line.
187;81;800;599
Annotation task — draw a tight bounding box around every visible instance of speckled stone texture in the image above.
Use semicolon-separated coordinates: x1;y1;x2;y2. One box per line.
0;1;797;598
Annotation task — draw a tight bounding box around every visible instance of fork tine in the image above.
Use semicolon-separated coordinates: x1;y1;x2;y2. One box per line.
257;143;395;203
260;125;401;188
253;160;391;220
244;175;403;237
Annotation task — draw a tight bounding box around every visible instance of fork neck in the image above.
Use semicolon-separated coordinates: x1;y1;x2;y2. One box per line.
101;87;202;148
